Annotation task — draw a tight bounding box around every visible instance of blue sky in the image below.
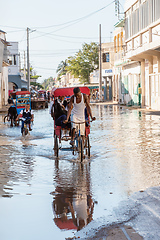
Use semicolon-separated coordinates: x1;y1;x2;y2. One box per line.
1;0;125;82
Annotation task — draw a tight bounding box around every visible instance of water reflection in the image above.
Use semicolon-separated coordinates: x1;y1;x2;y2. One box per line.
1;105;160;239
52;162;94;231
0;143;34;197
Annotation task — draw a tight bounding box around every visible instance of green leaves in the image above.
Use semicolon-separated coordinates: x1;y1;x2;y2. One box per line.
67;42;99;83
42;77;55;90
57;42;99;84
56;60;68;77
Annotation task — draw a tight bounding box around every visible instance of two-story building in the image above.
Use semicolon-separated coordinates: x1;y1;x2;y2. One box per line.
8;42;27;92
113;18;141;106
58;72;81;87
89;42;114;100
124;0;160;110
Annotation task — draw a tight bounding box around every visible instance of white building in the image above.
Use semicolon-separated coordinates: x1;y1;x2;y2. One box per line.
56;72;83;88
124;0;160;110
113;19;142;106
89;42;114;100
8;42;27;91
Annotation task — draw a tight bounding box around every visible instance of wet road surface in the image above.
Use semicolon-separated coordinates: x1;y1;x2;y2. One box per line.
0;104;160;239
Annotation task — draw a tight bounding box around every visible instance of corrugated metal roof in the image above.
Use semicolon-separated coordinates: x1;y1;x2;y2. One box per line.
0;29;6;33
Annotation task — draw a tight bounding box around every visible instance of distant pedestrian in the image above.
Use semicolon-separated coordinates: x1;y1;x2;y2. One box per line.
96;90;99;100
48;91;50;102
49;96;54;119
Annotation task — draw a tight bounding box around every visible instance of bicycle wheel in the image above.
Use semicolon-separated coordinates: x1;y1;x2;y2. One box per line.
4;115;9;123
78;136;83;162
87;136;90;157
22;128;25;137
54;135;59;157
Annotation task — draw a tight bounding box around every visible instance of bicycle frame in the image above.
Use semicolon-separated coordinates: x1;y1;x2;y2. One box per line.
71;121;88;162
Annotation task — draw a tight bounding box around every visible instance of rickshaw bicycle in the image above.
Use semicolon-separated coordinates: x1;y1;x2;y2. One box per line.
71;120;91;162
19;116;32;137
52;87;92;161
54;120;91;162
4;91;31;127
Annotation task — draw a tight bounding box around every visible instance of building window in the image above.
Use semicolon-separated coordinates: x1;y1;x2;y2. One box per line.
13;55;16;65
8;56;12;65
125;0;160;40
103;53;110;62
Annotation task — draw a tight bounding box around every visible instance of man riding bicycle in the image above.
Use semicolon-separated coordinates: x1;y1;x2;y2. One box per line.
16;103;34;133
64;87;96;145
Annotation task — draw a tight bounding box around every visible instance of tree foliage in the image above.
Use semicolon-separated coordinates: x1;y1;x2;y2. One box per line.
56;60;68;80
67;42;99;83
30;82;43;89
41;77;55;90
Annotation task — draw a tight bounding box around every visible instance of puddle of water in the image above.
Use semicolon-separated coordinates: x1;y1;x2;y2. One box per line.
1;106;160;239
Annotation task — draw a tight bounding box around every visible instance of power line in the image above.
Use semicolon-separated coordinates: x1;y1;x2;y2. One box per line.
35;31;111;40
0;25;25;30
20;1;114;42
33;1;114;29
33;67;57;70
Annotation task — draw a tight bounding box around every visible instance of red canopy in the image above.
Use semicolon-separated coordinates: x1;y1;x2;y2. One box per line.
15;91;30;95
38;90;45;93
52;87;90;97
54;218;77;230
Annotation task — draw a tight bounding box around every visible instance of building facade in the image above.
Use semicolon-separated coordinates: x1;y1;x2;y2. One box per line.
89;42;114;99
8;42;27;91
124;0;160;109
113;19;141;106
0;30;9;108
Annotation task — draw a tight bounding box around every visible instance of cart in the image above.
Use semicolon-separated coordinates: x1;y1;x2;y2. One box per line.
14;91;31;115
52;87;91;161
4;91;31;126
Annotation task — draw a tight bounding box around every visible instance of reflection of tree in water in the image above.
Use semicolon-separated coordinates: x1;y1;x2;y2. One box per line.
52;163;94;231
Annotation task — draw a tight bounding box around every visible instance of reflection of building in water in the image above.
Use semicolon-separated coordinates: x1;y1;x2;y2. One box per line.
106;105;160;193
52;163;94;231
0;143;34;197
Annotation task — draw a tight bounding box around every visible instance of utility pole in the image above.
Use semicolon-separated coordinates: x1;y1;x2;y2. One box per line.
99;24;102;101
115;0;120;20
110;32;113;42
24;51;26;81
27;27;30;91
19;52;21;72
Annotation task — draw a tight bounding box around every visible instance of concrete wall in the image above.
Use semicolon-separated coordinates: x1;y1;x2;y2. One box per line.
0;41;4;73
2;66;8;105
0;72;2;108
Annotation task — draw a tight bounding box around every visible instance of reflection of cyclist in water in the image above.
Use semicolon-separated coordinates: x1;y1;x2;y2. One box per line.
66;193;94;231
52;164;94;231
16;103;34;133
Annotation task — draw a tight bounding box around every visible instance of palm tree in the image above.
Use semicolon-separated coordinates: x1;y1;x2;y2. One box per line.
56;60;68;76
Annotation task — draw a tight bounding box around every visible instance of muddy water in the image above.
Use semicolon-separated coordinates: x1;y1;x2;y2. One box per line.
0;105;160;240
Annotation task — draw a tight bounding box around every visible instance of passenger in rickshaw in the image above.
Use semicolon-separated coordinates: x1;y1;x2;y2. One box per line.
16;103;34;133
7;100;18;127
64;87;96;145
8;95;13;104
54;97;71;129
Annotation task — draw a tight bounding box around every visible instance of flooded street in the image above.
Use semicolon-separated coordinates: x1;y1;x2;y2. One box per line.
0;104;160;240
